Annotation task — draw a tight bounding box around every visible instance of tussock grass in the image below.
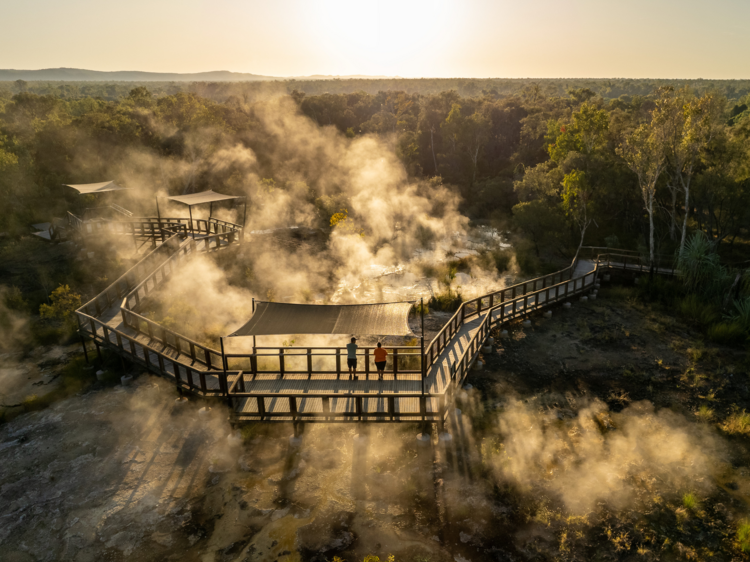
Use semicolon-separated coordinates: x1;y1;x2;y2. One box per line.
721;407;750;435
696;405;714;422
707;322;746;346
679;294;720;328
738;520;750;553
682;492;700;511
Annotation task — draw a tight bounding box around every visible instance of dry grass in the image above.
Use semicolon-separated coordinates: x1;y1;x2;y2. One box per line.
722;408;750;435
696;405;714;422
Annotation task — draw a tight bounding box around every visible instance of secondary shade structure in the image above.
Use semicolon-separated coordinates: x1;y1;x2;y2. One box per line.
65;181;130;194
229;301;415;337
163;190;247;231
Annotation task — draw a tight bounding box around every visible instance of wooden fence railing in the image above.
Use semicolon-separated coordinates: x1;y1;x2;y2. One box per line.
225;388;445;422
595;253;678;276
223;345;423;380
77;309;233;396
423;264;575;372
75;229;657;423
76;233;185;319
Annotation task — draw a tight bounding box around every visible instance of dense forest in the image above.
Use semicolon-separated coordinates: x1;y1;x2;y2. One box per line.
1;79;749;265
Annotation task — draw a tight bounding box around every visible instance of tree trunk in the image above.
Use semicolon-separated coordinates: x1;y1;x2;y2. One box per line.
678;177;691;256
430;127;438;175
668;181;678;240
647;194;655;279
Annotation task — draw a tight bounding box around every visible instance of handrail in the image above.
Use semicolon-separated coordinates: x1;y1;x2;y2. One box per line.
76;232;183;318
423;262;575;373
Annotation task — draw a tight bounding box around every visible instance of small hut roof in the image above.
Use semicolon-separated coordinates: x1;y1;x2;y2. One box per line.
65;181;130;194
167;190;242;206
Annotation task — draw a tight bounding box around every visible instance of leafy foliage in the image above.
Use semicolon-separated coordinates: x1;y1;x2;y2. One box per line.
39;284;81;322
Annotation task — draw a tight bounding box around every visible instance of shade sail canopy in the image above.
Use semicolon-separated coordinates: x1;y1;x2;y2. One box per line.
229;301;414;337
65;181;130;194
167;190;242;206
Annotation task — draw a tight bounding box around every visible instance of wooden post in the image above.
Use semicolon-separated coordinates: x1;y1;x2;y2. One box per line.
393;348;398;379
220;337;228;396
421;297;425;394
251;298;256;352
307;348;312;379
80;335;89;363
336;348;341;379
364;348;370;379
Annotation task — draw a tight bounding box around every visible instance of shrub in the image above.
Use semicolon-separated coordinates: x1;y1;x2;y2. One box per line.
679;295;720;328
30;320;65;346
707;322;746;346
635;275;682;306
727;297;750;333
413;302;429;315
39;284;82;322
514;240;541;275
738;520;750;553
696;405;714;422
722;407;750;435
429;291;462;312
682;492;699;511
492;249;513;273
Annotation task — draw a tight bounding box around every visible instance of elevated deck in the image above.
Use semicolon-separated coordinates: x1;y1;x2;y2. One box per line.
74;225;675;424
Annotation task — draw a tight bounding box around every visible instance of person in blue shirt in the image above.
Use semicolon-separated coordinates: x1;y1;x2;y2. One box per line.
346;337;358;380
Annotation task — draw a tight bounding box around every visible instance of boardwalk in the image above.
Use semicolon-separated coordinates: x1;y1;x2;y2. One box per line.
75;222;666;424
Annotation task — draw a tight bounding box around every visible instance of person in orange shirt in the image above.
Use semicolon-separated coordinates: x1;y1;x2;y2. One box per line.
374;342;388;380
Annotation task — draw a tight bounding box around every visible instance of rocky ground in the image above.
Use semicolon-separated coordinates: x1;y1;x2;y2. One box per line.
2;279;750;561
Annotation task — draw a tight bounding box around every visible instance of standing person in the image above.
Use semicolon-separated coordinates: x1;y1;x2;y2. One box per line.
374;342;388;380
346;337;358;380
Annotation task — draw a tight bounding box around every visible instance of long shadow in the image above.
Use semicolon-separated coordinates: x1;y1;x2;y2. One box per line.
276;423;304;505
350;424;369;500
450;408;474;483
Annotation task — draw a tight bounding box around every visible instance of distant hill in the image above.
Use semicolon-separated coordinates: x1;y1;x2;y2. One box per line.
0;68;276;82
0;68;398;82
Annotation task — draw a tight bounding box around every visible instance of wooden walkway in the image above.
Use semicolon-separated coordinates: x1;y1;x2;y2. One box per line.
75;222;668;424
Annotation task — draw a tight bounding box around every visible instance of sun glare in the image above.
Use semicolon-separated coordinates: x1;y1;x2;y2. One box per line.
314;0;450;73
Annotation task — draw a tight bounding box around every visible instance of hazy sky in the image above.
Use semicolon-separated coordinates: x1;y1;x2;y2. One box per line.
1;0;748;78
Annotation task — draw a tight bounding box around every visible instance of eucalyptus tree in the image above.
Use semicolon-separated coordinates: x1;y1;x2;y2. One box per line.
652;87;722;255
546;102;610;260
617;124;667;272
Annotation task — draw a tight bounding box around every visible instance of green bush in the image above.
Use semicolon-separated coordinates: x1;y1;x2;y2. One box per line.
707;322;746;346
738;520;750;553
635;275;682;306
492;249;513;273
30;320;65;346
679;295;720;328
514;240;541;275
682;492;699;511
429;291;463;312
412;302;429;315
727;297;750;332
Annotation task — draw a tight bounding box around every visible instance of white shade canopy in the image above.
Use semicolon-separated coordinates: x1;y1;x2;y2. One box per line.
167;190;242;206
229;301;415;337
65;181;130;194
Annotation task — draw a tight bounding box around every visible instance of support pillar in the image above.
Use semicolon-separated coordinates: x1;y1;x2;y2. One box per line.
80;335;89;363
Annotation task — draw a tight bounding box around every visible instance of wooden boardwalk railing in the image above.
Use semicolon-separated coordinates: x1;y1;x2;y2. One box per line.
75;221;672;424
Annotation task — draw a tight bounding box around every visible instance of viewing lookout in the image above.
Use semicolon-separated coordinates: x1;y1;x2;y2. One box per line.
63;184;678;427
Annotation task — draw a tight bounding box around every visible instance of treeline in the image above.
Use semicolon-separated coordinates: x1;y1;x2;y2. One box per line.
3;77;750;103
0;84;749;267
